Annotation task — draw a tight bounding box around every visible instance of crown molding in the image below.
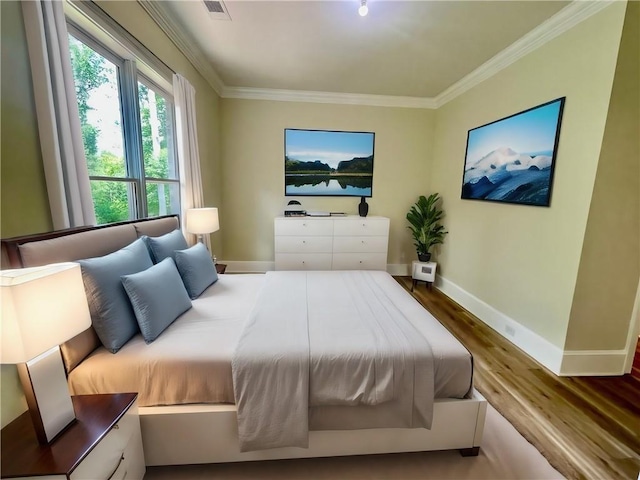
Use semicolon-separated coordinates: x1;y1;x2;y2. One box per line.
222;86;437;109
137;0;225;95
138;0;613;109
434;0;615;108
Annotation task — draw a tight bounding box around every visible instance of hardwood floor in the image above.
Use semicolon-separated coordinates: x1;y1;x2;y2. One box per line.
395;277;640;480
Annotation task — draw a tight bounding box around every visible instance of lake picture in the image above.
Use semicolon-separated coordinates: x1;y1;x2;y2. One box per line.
285;129;375;197
461;97;565;207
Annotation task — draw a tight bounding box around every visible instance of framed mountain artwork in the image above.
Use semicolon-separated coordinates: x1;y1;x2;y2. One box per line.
461;97;565;207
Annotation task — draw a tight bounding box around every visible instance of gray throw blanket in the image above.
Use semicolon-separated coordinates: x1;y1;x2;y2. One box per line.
232;270;435;452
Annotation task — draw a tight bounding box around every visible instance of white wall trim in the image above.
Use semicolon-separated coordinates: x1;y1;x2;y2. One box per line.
559;349;628;376
223;261;274;273
434;0;614;107
136;0;225;95
222;87;437;109
436;276;564;375
435;275;631;376
623;278;640;373
137;0;611;109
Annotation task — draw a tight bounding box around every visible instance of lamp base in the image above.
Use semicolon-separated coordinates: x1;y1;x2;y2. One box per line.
17;346;76;444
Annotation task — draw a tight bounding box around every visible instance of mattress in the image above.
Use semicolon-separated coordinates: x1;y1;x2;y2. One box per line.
68;272;473;429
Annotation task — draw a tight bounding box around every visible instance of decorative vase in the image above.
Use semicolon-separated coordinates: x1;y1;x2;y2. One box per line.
418;252;431;262
358;197;369;217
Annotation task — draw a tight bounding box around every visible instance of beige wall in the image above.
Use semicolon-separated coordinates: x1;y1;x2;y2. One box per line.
220;99;434;265
428;3;627;348
0;0;48;429
565;1;639;351
1;0;52;239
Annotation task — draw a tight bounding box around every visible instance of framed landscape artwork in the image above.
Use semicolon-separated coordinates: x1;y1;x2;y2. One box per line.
284;129;375;197
461;97;565;207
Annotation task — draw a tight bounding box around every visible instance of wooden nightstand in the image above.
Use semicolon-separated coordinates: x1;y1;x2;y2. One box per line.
216;263;227;274
1;393;145;480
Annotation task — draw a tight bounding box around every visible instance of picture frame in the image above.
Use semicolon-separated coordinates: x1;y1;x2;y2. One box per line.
461;97;565;207
284;129;375;197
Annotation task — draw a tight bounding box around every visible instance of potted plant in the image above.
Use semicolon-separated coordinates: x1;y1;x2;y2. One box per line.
406;193;448;262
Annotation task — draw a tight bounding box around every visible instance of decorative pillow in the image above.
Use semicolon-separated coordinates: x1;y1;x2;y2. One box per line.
144;229;189;263
78;238;153;353
174;243;219;299
121;258;192;343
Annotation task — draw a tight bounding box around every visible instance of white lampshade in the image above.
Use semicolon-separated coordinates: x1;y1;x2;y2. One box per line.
1;263;92;364
186;207;220;235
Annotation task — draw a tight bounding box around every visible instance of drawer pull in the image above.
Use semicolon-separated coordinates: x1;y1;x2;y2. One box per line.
302;240;306;243
359;260;363;264
107;454;125;480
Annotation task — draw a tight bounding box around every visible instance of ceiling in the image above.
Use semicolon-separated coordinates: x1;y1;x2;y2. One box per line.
154;1;571;101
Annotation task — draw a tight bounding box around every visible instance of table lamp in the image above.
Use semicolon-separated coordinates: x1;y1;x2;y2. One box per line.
186;207;220;245
1;263;92;444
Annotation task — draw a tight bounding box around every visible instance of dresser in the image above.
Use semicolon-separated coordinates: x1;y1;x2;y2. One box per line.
274;216;390;271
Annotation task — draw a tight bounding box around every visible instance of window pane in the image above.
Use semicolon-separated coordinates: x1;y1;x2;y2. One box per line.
145;181;180;217
68;35;126;178
138;82;177;180
90;180;135;225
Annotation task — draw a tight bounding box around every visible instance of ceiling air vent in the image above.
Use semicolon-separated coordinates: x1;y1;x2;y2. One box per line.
203;0;231;20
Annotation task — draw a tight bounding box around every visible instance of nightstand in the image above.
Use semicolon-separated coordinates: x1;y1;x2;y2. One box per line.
1;393;145;480
216;263;227;274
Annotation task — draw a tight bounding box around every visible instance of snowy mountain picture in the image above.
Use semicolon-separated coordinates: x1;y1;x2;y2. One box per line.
461;98;565;207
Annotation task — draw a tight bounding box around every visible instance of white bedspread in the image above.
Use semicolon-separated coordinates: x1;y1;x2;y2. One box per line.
231;270;435;452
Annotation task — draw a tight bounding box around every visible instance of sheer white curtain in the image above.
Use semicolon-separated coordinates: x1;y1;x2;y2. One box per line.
173;74;211;249
22;0;96;229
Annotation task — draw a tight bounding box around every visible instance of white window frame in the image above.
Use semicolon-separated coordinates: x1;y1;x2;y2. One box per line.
65;2;180;222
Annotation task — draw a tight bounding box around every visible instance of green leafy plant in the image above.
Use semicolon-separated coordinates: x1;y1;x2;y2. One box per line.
406;193;448;261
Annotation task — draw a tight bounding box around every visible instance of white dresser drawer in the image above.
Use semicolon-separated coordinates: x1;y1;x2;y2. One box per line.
275;218;334;236
333;236;388;253
334;218;389;237
70;404;138;480
332;253;387;271
275;236;333;253
275;253;332;270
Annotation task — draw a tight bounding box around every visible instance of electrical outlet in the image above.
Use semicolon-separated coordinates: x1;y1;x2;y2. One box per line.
505;325;516;337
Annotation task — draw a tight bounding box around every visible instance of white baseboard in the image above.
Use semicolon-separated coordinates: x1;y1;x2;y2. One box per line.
222;261;274;273
559;350;628;376
436;276;629;376
224;262;411;276
436;276;564;375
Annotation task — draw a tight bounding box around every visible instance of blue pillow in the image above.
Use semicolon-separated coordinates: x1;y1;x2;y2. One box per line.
144;229;188;263
78;238;153;353
121;258;192;343
174;243;218;299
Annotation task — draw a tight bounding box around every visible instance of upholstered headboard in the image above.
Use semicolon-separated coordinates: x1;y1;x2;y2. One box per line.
0;215;181;372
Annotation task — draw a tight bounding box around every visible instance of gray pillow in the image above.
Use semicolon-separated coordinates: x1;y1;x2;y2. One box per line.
174;243;218;299
144;229;188;263
121;258;192;343
78;238;153;353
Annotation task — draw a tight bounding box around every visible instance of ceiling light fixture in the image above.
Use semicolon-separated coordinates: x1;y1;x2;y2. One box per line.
358;0;368;17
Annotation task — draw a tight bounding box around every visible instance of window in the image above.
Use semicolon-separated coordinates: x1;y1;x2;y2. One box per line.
67;28;179;225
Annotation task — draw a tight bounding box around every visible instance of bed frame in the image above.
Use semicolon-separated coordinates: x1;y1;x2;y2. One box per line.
1;216;487;466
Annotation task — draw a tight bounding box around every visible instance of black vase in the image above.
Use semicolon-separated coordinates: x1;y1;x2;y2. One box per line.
358;197;369;217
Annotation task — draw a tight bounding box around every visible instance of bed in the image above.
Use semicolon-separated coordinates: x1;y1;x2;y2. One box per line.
1;215;487;466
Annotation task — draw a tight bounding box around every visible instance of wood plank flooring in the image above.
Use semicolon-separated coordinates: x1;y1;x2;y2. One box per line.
395;277;640;480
